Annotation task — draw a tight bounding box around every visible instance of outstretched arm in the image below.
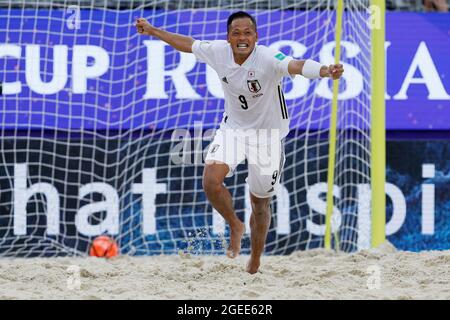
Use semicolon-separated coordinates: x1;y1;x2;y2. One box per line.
288;59;344;80
135;18;194;53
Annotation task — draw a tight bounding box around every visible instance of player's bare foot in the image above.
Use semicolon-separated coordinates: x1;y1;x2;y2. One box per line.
226;221;245;258
246;256;260;274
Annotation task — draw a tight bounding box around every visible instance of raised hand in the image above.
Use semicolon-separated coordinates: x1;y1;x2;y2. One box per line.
135;18;155;36
328;64;344;80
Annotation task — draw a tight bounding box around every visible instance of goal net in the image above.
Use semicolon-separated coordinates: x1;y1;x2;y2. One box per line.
0;0;373;257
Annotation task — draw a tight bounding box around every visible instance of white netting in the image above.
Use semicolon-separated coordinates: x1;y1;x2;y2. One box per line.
0;0;372;257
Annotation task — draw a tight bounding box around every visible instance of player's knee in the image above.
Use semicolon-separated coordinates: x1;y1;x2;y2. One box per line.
203;164;227;195
252;207;270;217
250;198;271;216
202;175;222;196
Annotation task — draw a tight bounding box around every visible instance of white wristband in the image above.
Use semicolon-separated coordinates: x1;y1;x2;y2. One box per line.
302;59;323;79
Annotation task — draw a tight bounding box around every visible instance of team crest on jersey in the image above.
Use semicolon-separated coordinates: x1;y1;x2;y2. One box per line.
247;80;261;93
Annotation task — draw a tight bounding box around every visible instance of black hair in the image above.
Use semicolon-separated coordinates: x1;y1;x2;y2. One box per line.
227;11;257;33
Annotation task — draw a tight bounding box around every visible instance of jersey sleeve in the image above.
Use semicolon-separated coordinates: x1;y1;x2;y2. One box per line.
191;40;224;68
262;46;295;79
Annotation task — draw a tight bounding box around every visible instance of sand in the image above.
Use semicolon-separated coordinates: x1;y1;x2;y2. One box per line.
0;242;449;300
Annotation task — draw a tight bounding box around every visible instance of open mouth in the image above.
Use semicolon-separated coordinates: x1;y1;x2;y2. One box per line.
237;43;249;49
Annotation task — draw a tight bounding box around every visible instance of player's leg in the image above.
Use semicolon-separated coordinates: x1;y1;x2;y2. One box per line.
246;192;271;274
245;135;285;273
203;162;245;258
203;128;246;258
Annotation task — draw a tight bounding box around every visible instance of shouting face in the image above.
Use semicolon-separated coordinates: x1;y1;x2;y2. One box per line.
227;17;258;64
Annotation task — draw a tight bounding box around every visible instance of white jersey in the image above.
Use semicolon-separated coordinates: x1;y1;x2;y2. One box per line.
192;40;295;138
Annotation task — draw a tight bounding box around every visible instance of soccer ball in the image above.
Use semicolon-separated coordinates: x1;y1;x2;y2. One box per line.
89;235;119;258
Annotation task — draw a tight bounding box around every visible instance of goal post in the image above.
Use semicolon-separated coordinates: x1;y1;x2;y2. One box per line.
324;0;344;250
325;0;386;250
370;0;386;248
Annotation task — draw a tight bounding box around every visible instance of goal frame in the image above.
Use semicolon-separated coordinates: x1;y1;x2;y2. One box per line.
324;0;386;249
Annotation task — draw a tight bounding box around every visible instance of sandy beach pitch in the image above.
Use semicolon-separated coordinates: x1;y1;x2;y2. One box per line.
0;242;448;300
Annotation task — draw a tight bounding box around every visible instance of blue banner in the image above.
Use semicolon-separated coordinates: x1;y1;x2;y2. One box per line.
0;138;449;256
0;10;449;131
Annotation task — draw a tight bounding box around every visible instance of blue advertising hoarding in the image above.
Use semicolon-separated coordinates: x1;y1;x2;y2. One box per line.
0;137;449;256
0;11;449;131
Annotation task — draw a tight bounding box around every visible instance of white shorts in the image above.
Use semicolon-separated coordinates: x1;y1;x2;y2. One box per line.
205;128;286;198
